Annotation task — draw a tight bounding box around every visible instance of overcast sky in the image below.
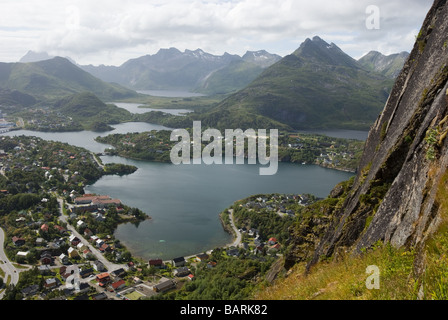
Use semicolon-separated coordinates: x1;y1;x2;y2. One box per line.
0;0;434;66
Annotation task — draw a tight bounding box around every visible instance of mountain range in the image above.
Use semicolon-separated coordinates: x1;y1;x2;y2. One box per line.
358;50;409;78
195;36;402;130
80;48;282;94
2;38;409;131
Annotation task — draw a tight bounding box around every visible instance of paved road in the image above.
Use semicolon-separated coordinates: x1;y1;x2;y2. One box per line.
57;198;127;272
0;227;20;299
226;209;242;248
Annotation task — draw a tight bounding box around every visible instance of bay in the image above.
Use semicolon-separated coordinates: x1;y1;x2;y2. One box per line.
2;125;354;261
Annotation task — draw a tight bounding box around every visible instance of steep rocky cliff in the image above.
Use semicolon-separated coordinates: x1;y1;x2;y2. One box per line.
285;0;448;274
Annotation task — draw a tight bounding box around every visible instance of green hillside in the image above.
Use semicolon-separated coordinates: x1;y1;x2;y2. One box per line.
53;92;133;131
0;57;138;102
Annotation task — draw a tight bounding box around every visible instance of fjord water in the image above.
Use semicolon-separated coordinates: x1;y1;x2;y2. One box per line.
3;125;357;261
86;155;353;261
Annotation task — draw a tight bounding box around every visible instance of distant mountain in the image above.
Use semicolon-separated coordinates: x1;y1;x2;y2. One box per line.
0;57;138;101
19;50;54;63
195;50;281;95
242;50;282;68
197;36;395;131
358;51;409;78
81;48;281;94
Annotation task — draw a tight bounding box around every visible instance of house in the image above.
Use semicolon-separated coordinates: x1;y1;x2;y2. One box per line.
40;252;53;265
40;223;49;233
153;279;176;293
133;277;142;284
38;265;52;275
173;266;190;277
196;253;209;262
44;278;59;289
76;220;86;229
67;247;79;259
16;251;29;259
21;284;40;298
35;237;45;246
77;242;87;251
110;279;126;292
96;272;111;284
58;253;69;264
95;239;105;248
69;235;81;246
83;249;94;260
187;274;194;281
93;260;106;272
148;259;164;268
12;236;25;246
54;225;67;235
77;282;90;294
226;248;240;257
110;268;126;279
79;268;94;278
99;243;111;253
92;198;121;209
207;261;217;269
83;228;93;237
172;257;186;267
93;292;108;300
268;237;278;245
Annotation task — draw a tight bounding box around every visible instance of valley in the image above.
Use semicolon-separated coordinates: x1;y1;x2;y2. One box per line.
0;0;446;303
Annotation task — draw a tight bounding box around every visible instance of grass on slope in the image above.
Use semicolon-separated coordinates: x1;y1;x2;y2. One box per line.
254;170;448;301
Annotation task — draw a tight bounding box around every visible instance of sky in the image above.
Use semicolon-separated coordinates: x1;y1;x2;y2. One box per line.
0;0;434;66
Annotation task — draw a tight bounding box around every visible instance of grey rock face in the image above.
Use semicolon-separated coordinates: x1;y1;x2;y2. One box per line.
308;0;448;268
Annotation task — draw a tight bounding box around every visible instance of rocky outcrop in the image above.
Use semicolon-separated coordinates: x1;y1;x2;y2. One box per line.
286;0;448;272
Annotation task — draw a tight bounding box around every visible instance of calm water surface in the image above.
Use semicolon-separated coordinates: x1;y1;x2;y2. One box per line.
112;102;193;116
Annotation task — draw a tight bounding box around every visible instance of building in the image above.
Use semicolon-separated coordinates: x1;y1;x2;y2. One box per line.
93;260;106;272
67;247;79;259
59;253;69;264
110;268;126;280
173;266;190;277
96;272;111;285
172;257;186;267
12;236;25;246
148;259;164;268
110;279;126;292
196;253;209;262
153;279;176;293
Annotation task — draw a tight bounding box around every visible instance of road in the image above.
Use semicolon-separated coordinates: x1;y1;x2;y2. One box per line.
0;227;20;299
226;209;242;248
57;198;127;272
91;153;104;169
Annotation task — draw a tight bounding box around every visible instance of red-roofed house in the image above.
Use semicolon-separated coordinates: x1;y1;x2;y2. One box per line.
110;279;126;292
40;224;49;232
96;272;110;284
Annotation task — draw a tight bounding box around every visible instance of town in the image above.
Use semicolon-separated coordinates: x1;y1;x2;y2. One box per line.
0;135;308;300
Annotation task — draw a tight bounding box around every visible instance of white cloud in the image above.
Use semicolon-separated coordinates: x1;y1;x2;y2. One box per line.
0;0;434;65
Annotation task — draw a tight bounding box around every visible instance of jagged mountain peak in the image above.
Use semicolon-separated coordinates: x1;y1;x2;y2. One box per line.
19;50;53;63
293;36;359;68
